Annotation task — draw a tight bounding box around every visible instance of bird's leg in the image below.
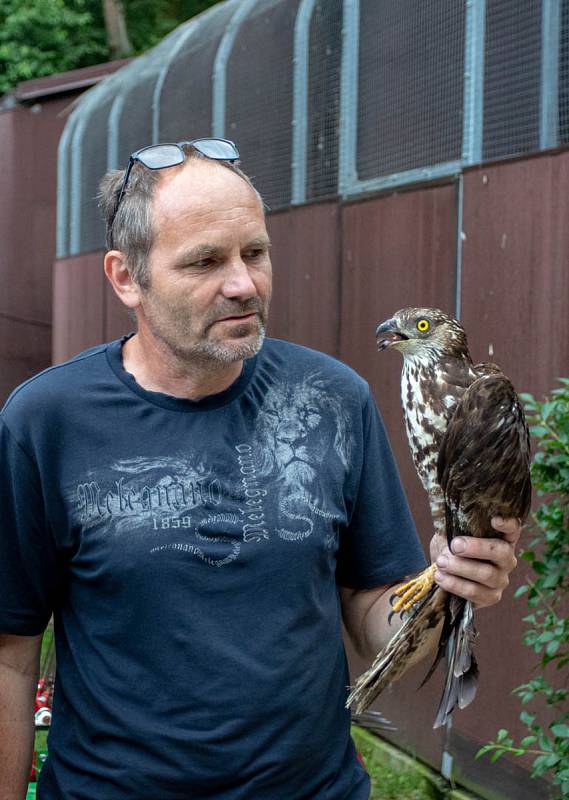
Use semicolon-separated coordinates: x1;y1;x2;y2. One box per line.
390;564;437;613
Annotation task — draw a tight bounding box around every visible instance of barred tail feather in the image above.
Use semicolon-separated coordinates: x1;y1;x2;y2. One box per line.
346;586;443;715
433;600;479;729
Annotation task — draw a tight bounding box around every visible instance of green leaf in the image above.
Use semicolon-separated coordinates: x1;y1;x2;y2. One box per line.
546;640;561;658
514;584;529;597
552;724;569;739
529;426;549;438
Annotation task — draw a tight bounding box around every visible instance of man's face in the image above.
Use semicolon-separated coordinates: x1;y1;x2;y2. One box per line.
136;159;272;365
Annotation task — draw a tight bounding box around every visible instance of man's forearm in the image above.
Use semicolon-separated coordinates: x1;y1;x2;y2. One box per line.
364;588;443;667
0;635;41;800
342;584;445;675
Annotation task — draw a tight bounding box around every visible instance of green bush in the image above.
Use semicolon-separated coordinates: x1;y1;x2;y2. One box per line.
477;379;569;799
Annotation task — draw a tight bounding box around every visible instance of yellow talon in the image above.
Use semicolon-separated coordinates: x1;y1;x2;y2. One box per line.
391;564;437;613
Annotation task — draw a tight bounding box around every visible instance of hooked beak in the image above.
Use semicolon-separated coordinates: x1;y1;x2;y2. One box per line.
375;318;408;351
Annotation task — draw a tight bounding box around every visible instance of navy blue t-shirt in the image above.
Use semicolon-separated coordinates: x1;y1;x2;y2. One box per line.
0;337;426;800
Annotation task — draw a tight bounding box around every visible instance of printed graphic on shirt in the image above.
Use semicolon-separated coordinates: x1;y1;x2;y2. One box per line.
75;456;219;532
69;373;354;564
251;373;353;542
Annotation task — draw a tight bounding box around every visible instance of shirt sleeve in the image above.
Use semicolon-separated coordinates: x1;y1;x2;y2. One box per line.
335;389;428;589
0;418;59;635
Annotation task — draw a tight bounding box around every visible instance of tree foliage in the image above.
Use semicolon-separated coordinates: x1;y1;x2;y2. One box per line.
0;0;219;96
477;380;569;799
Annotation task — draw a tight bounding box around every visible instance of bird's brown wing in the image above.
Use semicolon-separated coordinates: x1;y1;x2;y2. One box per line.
437;372;531;542
428;372;531;728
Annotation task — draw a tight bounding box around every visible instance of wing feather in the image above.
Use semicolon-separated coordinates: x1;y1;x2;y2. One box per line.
430;372;531;727
437;372;531;540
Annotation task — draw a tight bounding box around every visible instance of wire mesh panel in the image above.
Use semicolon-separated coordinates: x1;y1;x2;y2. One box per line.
69;25;194;255
356;0;465;181
482;0;542;162
158;3;236;142
558;0;569;143
78;95;115;254
57;0;569;258
305;0;343;201
225;0;301;209
114;73;157;160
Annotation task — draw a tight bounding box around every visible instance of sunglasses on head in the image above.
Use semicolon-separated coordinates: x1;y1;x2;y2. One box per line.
109;137;240;245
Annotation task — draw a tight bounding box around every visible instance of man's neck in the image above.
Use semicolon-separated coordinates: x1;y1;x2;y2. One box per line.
121;334;244;401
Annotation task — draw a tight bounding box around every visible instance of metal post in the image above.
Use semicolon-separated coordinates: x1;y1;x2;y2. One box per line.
454;174;465;321
338;0;360;196
291;0;318;205
540;0;561;150
462;0;486;165
212;0;258;139
107;94;125;169
69;86;106;256
56;116;76;259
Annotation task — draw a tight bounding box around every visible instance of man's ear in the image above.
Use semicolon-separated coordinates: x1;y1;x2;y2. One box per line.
104;250;142;309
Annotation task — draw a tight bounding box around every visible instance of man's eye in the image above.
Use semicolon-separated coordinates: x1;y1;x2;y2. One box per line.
191;259;214;268
244;249;264;259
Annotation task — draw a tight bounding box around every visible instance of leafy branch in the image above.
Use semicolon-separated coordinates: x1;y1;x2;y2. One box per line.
477;379;569;799
0;0;220;96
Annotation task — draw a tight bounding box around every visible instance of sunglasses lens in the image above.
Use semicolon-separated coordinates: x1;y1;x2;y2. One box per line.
137;144;184;169
192;139;239;161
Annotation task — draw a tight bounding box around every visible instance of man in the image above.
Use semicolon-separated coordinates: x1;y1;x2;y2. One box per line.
0;140;519;800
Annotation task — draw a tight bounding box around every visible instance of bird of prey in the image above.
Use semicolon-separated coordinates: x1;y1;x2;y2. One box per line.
346;307;531;728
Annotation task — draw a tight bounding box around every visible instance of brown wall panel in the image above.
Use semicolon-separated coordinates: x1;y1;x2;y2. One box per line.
0;317;51;404
339;185;458;769
52;254;105;364
0;94;83;402
0;98;69;324
267;203;340;356
339;184;457;543
462;153;569;398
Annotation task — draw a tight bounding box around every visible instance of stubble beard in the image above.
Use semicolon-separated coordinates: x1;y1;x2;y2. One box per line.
142;295;269;368
199;318;267;363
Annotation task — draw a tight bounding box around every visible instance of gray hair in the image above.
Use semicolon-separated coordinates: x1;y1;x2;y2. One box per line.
98;145;264;289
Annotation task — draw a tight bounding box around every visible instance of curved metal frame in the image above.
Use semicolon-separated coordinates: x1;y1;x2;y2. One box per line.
212;0;258;138
69;84;110;255
291;0;319;204
56;114;77;258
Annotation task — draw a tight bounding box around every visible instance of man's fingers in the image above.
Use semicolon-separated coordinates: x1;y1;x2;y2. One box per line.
433;570;503;608
432;519;522;609
448;536;517;571
435;552;510;590
490;515;523;545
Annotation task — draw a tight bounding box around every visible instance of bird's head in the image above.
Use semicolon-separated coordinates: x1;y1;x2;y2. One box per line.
375;308;470;360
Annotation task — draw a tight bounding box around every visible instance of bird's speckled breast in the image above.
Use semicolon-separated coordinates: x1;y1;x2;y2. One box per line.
400;355;469;530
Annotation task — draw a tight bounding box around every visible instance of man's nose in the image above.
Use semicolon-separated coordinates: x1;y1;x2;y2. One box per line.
221;258;257;299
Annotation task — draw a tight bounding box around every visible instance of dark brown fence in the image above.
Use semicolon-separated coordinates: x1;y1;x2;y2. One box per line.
0;62;127;401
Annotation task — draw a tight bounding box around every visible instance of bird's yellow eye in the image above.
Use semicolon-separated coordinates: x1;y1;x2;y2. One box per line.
417;319;430;332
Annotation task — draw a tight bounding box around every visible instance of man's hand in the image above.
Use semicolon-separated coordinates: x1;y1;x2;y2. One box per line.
430;516;521;609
